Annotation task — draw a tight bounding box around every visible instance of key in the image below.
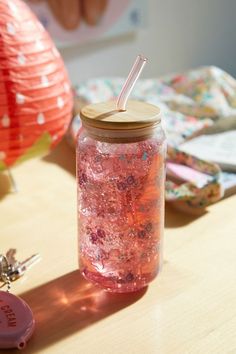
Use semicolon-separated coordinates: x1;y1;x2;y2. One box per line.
0;254;11;291
0;254;9;278
8;254;41;281
6;249;19;271
6;249;17;265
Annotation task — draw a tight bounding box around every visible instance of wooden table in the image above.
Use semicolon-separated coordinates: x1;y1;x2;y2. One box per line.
1;139;236;354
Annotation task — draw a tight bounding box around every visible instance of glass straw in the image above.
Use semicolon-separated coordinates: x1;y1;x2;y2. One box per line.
116;54;147;111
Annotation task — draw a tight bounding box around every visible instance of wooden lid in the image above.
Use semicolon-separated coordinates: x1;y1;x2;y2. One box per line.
80;100;161;130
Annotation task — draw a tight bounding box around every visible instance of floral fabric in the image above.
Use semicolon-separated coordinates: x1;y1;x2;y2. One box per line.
72;66;236;211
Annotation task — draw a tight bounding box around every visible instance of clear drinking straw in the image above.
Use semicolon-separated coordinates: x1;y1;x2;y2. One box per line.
116;54;147;111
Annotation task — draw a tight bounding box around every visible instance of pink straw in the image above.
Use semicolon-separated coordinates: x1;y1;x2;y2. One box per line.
116;54;148;111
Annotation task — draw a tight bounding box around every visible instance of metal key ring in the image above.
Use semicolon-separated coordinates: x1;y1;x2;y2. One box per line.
0;255;11;292
0;255;9;281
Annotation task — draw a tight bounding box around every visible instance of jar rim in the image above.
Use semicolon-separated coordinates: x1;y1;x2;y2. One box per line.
81;121;162;143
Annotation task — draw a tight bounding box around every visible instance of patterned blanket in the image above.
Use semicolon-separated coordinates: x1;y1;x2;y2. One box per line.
71;66;236;212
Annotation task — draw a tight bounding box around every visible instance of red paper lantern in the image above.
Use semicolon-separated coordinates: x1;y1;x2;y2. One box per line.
0;0;73;171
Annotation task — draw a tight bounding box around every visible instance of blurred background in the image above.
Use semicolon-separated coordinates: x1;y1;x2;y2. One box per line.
58;0;236;83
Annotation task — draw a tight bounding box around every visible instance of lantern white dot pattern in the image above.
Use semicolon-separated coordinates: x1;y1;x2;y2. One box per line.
36;39;44;50
18;53;25;65
52;134;58;141
0;151;6;160
37;113;45;125
6;22;16;35
8;1;18;13
64;82;70;93
1;114;10;127
57;97;64;109
41;75;49;86
16;93;25;104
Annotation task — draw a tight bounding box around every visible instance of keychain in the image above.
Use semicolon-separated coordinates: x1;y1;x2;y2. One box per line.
0;251;40;350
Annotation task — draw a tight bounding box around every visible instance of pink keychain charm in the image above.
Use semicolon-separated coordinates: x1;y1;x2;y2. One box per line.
0;290;35;350
0;253;36;350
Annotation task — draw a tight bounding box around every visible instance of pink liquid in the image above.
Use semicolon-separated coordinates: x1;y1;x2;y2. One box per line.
77;132;165;292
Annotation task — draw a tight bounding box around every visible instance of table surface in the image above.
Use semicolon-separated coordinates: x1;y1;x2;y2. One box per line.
1;139;236;354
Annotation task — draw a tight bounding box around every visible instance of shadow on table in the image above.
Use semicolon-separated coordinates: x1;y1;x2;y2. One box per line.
165;203;202;228
43;138;76;176
19;270;146;353
0;172;11;200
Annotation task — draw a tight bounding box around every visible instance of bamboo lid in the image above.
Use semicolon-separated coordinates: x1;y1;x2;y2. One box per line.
80;100;161;130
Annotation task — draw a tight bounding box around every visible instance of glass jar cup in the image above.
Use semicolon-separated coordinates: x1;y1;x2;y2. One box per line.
77;100;166;293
